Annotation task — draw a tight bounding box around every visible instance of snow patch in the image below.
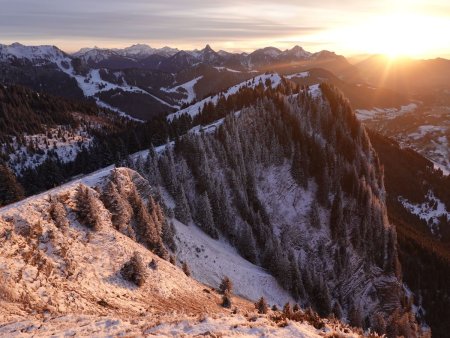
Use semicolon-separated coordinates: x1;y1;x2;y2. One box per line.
399;190;450;236
161;76;203;104
286;71;310;79
355;103;418;121
172;219;293;307
167;73;282;121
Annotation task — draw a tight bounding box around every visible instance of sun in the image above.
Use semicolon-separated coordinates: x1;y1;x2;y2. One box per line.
367;13;430;58
326;11;447;59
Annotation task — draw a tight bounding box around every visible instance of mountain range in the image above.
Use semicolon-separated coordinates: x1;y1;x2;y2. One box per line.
1;41;450;337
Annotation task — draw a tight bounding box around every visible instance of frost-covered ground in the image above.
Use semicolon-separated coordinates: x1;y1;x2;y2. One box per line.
0;166;364;337
0;312;363;338
173;219;293;307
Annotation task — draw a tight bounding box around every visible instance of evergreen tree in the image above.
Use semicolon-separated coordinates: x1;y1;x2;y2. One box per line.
332;302;343;319
219;276;233;294
195;192;219;239
283;303;293;319
174;184;192;224
349;303;363;328
75;184;101;231
222;290;232;308
371;312;386;335
0;163;24;206
239;223;258;264
255;297;268;314
182;261;191;276
48;195;69;228
329;188;344;240
120;251;147;287
128;186;167;258
161;220;177;252
313;276;332;317
308;201;321;229
101;180;134;237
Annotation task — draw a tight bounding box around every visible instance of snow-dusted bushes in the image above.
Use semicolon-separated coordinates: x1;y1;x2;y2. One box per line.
75;184;101;230
255;297;268;314
120;251;147;287
100;169;174;259
219;276;233;295
48;195;69;228
222;291;232;308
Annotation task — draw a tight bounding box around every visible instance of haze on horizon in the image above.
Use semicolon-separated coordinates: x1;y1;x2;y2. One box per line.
1;0;450;59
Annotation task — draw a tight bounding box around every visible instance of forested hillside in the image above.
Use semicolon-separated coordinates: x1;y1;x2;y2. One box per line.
0;75;432;337
369;131;450;337
122;81;422;336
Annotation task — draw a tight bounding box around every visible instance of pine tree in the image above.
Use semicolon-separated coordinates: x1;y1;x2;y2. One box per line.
332;302;343;319
219;276;233;294
313;276;332;317
222;290;232;308
75;184;101;231
101;180;134;237
0;163;24;206
371;312;386;335
349;303;363;328
161;220;177;252
195;192;219;239
174;184;192;224
329;188;344;240
48;196;69;228
182;261;191;276
255;297;268;314
128;186;167;258
239;223;258;264
283;303;293;319
145;145;161;186
120;251;147;287
308;201;321;229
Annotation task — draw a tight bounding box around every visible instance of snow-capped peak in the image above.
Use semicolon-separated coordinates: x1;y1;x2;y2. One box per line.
285;45;312;58
120;43;155;56
0;42;66;63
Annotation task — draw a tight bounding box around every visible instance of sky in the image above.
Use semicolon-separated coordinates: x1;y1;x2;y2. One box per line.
1;0;450;58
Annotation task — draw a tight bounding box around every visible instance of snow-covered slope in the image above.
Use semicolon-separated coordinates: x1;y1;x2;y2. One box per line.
0;43;66;63
399;190;450;237
161;76;203;104
0;167;366;337
167;73;282;121
173;219;293;306
0;167;239;320
5;126;94;174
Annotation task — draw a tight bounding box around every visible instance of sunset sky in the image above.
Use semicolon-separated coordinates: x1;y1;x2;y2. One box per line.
1;0;450;58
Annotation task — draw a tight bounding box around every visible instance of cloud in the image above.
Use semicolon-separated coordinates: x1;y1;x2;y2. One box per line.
0;0;331;47
0;0;449;57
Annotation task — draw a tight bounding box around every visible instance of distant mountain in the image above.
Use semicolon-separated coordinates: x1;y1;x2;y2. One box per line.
2;41;449;122
71;43;349;73
354;55;450;102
